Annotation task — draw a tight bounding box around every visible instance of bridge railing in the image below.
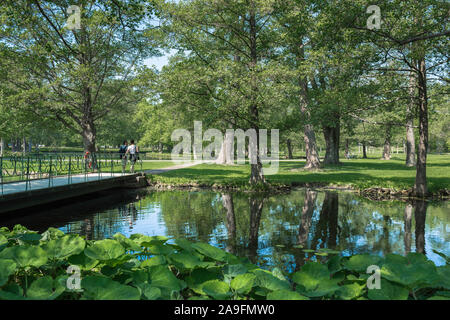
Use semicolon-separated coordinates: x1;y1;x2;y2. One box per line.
0;152;143;185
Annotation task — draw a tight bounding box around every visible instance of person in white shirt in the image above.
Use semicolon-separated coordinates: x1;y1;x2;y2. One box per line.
125;140;139;173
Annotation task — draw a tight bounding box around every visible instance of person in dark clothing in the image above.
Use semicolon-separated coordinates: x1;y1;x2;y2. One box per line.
119;140;128;173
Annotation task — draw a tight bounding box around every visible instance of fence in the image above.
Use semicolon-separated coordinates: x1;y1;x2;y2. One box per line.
0;153;143;186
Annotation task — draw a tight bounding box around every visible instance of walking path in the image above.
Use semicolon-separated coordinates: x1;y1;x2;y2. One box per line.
144;161;205;175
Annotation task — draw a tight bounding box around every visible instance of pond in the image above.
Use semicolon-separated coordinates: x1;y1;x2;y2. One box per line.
1;188;448;271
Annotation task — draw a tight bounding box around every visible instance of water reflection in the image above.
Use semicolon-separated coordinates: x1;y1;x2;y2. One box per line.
1;189;448;269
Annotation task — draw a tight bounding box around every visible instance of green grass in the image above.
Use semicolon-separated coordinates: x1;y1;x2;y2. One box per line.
152;154;450;193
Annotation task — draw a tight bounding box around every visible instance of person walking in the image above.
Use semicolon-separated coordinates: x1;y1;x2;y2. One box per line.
126;140;139;173
119;140;128;173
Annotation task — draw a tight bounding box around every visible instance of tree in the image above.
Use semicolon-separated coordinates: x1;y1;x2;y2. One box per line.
335;0;449;195
159;0;284;183
0;0;161;152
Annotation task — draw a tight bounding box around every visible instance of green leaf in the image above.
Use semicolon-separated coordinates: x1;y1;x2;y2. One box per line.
201;280;230;300
0;259;17;286
113;233;142;252
167;252;209;270
272;268;288;282
142;284;161;300
367;279;409;300
27;276;65;300
336;283;365;300
40;228;65;241
292;262;340;297
148;265;185;292
0;234;7;247
223;264;248;278
145;242;175;256
267;290;309;300
252;269;290;292
186;269;221;295
343;254;383;272
140;255;167;268
192;242;227;262
67;252;98;270
327;255;343;274
436;265;450;290
231;273;256;295
41;235;85;260
0;290;26;300
0;245;47;268
84;239;125;261
380;260;439;287
82;276;140;300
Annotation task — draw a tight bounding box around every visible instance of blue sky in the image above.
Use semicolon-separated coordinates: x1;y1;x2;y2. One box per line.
144;49;176;71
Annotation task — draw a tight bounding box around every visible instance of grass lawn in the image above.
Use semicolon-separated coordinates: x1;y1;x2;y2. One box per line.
152;154;450;193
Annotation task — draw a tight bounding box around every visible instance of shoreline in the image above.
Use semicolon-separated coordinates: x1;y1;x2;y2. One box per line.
144;176;449;202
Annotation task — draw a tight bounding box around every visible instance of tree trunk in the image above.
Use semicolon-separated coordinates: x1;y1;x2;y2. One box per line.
222;193;236;255
248;196;264;264
382;125;391;160
216;129;234;165
298;44;320;169
406;71;416;167
82;120;97;153
345;139;350;159
298;189;317;246
414;200;427;254
312;191;339;249
404;204;412;255
362;142;367;158
323;122;340;165
303;124;321;169
287;138;294;159
414;58;428;197
248;8;265;184
22;137;27;154
0;138;4;157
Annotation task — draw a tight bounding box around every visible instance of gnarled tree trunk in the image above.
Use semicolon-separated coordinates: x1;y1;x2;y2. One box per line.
323;121;340;165
82;120;97;153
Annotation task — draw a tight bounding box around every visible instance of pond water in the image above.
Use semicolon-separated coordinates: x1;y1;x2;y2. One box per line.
1;188;449;270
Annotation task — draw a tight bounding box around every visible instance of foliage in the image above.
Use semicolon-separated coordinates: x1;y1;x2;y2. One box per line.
0;225;448;300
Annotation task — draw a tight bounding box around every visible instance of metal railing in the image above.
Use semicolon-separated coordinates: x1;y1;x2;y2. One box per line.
0;152;143;187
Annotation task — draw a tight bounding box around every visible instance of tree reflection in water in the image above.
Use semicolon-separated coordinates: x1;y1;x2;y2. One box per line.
414;200;428;254
4;189;447;270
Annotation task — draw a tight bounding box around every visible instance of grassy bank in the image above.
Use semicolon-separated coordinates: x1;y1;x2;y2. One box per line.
0;225;448;300
151;154;450;194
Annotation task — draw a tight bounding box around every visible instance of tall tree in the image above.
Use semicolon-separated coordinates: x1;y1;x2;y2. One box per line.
0;0;160;152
